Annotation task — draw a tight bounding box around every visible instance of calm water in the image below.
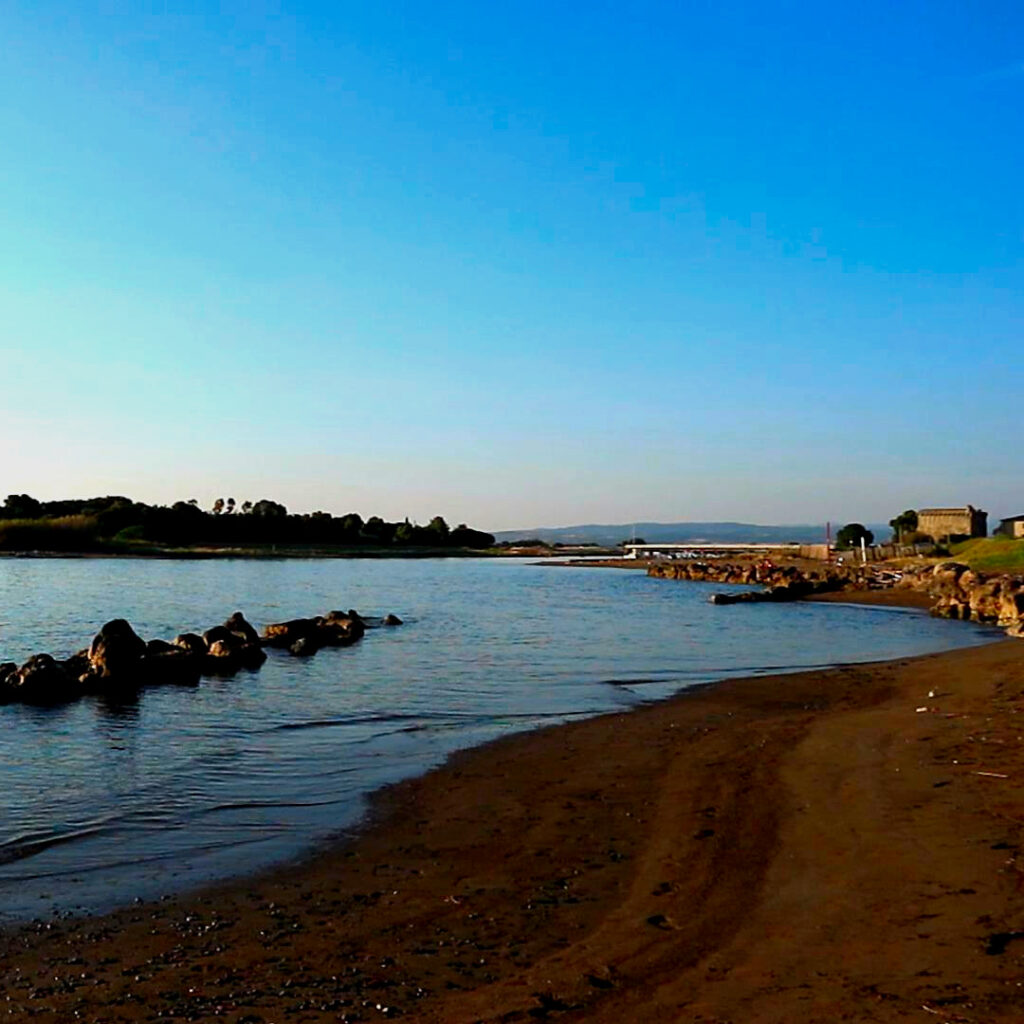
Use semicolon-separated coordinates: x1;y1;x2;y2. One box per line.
0;557;995;923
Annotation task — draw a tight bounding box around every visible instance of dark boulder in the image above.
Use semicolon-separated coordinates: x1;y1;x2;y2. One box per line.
0;662;17;702
61;649;91;681
319;611;365;646
172;633;207;658
204;638;241;676
224;611;260;645
196;627;263;673
9;654;75;704
237;643;267;669
89;619;146;681
383;613;403;626
262;618;318;648
289;636;319;657
202;625;243;651
199;627;264;670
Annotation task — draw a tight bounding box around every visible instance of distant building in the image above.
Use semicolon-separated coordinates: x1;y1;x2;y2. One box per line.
994;515;1024;539
917;506;987;542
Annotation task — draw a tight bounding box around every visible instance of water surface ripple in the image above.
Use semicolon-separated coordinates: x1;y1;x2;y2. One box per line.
0;557;995;921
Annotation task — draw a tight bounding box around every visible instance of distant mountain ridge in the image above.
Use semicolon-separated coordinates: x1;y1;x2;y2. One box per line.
493;521;890;547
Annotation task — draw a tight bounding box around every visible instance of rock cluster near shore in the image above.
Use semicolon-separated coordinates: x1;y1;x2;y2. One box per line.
0;608;403;706
895;562;1024;634
649;558;1024;637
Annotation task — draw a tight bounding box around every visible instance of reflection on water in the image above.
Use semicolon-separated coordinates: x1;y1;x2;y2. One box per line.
0;556;997;922
94;693;142;721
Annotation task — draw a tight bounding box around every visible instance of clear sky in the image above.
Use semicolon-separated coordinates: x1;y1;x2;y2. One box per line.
2;1;1022;531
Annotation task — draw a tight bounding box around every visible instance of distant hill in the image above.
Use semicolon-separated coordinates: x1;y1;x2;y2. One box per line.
492;521;890;547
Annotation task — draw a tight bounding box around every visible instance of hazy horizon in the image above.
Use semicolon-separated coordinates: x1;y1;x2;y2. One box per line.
3;3;1022;531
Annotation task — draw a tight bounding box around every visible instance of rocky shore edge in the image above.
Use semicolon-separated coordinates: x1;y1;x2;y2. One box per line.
0;608;403;707
648;559;1024;636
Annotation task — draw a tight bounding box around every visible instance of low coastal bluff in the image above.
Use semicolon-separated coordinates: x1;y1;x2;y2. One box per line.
648;559;1024;637
0;608;403;706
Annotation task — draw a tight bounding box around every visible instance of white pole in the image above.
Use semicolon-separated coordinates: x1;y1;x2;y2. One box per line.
861;536;867;563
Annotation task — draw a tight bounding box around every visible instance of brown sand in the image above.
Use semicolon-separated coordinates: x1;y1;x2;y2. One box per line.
3;621;1024;1021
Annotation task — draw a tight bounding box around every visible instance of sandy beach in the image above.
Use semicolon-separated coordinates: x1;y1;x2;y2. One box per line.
3;595;1024;1022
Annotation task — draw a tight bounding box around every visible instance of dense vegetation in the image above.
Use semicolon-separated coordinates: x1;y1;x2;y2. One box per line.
0;494;494;553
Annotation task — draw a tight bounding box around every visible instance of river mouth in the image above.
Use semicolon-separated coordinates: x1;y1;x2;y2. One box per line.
0;556;997;922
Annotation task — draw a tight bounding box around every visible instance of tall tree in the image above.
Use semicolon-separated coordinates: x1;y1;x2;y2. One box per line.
889;509;918;541
427;515;450;537
251;499;287;518
2;494;42;519
836;523;874;549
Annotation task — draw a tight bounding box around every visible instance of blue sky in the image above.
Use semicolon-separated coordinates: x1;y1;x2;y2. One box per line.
2;1;1022;530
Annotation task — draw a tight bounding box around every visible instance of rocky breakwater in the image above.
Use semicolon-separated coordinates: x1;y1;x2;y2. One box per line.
892;562;1024;636
0;608;403;706
647;560;869;603
650;558;1024;638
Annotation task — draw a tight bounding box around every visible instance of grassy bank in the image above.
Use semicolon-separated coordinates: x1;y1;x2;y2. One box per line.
949;536;1024;572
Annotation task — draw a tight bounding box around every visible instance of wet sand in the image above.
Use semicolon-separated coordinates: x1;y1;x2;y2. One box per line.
3;603;1024;1021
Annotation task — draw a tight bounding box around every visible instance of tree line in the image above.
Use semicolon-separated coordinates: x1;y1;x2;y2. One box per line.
0;494;495;551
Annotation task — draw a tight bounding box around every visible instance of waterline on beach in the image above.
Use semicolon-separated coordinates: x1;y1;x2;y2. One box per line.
0;557;997;921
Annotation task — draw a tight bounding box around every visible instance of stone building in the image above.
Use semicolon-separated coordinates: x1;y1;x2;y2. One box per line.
917;506;987;542
995;515;1024;539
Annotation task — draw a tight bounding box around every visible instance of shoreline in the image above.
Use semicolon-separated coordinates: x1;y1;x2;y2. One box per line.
3;595;1022;1020
0;546;502;560
808;586;936;609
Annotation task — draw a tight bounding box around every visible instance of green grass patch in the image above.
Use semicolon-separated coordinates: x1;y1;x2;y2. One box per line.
949;536;1024;572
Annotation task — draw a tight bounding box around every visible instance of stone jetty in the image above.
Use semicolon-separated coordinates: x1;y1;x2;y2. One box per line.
0;608;403;706
649;559;1024;637
648;559;860;596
